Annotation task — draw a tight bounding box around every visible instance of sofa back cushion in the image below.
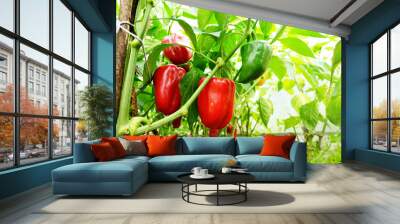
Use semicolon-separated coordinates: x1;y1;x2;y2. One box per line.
101;137;127;158
147;135;177;157
73;139;100;163
235;137;264;155
178;137;235;155
91;142;118;161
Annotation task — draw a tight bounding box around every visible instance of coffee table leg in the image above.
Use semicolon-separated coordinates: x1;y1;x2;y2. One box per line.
216;184;219;206
245;183;247;201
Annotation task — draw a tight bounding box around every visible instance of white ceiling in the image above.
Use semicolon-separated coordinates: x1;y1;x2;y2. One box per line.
169;0;384;37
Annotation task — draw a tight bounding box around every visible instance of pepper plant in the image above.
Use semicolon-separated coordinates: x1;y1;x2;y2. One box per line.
116;0;342;163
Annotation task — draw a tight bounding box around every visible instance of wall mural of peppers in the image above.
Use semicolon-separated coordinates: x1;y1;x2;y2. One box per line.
116;0;342;163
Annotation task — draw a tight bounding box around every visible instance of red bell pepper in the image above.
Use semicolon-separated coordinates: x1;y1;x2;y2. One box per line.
197;77;235;136
153;64;186;128
162;34;192;65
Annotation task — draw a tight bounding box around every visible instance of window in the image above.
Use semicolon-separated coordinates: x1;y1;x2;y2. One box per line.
0;35;13;113
20;0;49;48
28;81;34;94
0;0;91;170
74;18;90;70
0;0;14;31
370;23;400;154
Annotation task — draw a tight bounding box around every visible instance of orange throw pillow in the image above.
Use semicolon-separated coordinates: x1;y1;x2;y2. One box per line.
260;134;296;159
91;142;118;161
146;135;177;157
101;137;126;158
124;135;148;141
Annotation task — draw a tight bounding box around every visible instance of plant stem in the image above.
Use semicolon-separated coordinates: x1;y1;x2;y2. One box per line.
270;25;287;44
133;19;253;135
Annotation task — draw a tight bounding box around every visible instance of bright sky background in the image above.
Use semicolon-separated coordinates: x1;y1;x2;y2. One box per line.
0;0;89;74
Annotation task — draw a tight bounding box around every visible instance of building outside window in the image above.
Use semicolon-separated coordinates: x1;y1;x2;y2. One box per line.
0;0;91;170
371;23;400;154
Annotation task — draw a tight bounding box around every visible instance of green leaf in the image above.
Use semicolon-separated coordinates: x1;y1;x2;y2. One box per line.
257;98;274;128
180;68;202;129
259;21;273;38
282;78;296;93
162;1;173;18
198;33;217;53
289;28;325;38
326;95;341;126
291;93;310;111
197;9;213;30
214;12;229;28
280;37;315;57
284;116;301;130
141;43;174;87
269;56;287;80
331;41;341;74
221;32;242;57
176;19;197;50
299;101;322;129
134;0;146;34
183;11;197;19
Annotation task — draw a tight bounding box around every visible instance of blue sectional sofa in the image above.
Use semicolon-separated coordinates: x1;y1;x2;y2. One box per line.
52;137;307;196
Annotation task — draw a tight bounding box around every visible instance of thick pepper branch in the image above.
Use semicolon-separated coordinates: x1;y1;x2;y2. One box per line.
133;19;254;135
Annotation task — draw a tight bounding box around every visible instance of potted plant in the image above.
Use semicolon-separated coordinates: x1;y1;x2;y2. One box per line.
79;84;113;140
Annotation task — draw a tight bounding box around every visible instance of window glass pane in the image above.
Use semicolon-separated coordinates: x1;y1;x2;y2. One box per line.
0;116;14;170
20;44;49;115
391;120;400;153
74;18;89;69
75;120;88;143
372;33;387;76
372;77;387;119
20;117;49;165
372;121;388;151
20;0;49;49
0;35;14;112
391;24;400;70
0;0;14;31
391;72;400;118
53;59;72;117
74;69;89;118
53;119;72;157
53;0;72;60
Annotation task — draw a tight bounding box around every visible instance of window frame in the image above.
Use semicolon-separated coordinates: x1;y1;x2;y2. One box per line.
0;0;92;171
370;21;400;154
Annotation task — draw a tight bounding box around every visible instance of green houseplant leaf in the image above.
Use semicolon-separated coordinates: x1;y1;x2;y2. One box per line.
299;101;322;129
284;116;301;130
331;41;341;74
326;95;341;126
280;37;315;57
257;98;274;128
269;56;287;80
180;67;202;129
176;19;198;49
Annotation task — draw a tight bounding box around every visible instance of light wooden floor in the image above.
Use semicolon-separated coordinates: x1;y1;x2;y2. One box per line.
1;162;400;224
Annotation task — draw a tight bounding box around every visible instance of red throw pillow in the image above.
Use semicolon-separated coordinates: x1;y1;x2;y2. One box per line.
146;135;177;157
91;142;118;161
260;134;296;159
124;135;148;141
101;137;126;158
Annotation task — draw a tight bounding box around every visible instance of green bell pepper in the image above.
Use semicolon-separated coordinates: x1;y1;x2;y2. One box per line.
237;40;272;83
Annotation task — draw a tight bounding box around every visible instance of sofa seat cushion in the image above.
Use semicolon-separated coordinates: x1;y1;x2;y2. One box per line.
53;159;147;183
149;154;235;172
236;155;293;172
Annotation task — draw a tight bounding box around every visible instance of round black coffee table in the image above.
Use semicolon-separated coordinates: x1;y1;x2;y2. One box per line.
177;173;255;206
